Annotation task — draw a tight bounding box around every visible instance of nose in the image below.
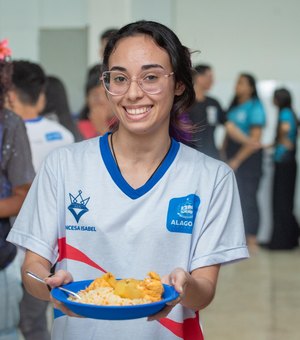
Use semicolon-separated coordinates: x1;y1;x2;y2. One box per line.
126;78;144;100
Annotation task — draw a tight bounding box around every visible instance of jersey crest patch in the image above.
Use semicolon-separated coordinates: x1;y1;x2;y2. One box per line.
68;190;90;223
166;194;200;234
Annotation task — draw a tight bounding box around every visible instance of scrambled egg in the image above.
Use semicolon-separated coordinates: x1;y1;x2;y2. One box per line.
86;272;164;302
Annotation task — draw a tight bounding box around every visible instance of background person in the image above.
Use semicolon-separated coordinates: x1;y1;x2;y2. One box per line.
8;21;248;340
187;64;225;159
222;73;266;252
6;60;75;340
77;65;114;139
41;75;83;142
7;61;75;171
0;39;35;340
267;88;299;249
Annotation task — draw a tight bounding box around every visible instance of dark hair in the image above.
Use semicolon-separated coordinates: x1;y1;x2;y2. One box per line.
102;20;195;142
273;87;299;127
273;88;292;109
100;28;119;41
194;64;211;75
41;75;83;141
79;65;104;120
12;60;46;105
228;73;259;110
0;60;12;111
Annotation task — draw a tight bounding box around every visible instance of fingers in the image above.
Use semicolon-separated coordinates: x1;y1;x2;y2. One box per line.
147;305;173;321
169;268;189;296
44;270;74;290
50;296;83;318
148;268;189;321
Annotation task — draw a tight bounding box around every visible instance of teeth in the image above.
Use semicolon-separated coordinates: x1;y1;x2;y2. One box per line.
126;107;151;115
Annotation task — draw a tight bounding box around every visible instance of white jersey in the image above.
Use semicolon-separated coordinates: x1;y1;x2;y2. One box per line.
8;132;248;340
24;117;74;171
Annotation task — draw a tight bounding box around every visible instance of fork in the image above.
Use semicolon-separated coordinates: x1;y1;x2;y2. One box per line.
26;270;81;300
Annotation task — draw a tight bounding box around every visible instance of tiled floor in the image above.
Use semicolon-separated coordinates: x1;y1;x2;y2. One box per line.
201;247;300;340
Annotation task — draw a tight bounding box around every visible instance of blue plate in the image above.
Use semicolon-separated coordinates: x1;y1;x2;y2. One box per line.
51;280;179;320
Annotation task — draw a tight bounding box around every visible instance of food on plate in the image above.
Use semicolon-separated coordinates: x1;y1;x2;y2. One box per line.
69;272;164;306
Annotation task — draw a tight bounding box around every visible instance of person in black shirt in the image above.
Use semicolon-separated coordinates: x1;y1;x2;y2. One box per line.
187;64;225;159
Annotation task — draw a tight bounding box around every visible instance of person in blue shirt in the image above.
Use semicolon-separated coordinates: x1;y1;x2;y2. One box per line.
222;73;266;251
268;88;299;249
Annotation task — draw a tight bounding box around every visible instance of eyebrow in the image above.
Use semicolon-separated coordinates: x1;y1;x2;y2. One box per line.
110;64;165;72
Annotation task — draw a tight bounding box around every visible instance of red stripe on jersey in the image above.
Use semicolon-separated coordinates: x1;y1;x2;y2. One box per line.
57;237;106;273
159;312;204;340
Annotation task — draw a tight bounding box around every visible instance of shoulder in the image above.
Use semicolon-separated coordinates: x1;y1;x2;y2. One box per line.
2;109;25;129
45;137;98;163
280;108;293;119
206;96;222;107
179;142;232;176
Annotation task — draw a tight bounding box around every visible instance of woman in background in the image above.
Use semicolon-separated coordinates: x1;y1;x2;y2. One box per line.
41;76;83;142
268;88;299;249
223;73;266;251
77;66;114;139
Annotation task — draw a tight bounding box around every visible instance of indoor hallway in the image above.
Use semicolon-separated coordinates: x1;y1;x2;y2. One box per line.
202;248;300;340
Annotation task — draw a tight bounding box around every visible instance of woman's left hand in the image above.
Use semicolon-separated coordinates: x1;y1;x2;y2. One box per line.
147;267;189;321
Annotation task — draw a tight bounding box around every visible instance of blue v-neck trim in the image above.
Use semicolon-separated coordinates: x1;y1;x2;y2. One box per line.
100;132;179;200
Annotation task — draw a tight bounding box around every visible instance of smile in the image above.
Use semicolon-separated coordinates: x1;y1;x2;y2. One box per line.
125;106;152;115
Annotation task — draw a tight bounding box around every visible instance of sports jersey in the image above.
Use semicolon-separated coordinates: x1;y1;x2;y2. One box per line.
226;99;266;177
24;117;75;171
274;108;298;162
8;132;249;340
227;99;266;135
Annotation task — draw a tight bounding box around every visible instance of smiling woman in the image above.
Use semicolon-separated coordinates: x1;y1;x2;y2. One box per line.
7;21;249;340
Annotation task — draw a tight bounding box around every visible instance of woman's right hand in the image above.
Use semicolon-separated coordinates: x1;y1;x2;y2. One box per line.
45;270;82;317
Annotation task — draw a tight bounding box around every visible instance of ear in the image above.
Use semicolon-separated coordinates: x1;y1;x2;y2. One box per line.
174;81;185;96
37;92;46;112
5;90;16;110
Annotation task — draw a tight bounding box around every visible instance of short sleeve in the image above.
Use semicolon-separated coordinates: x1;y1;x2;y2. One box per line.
279;108;292;123
190;169;249;270
248;100;266;127
7;154;59;264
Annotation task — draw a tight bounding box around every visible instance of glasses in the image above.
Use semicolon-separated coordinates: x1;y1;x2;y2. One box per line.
101;70;174;96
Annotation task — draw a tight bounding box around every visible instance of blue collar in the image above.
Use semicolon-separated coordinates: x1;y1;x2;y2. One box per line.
100;132;179;199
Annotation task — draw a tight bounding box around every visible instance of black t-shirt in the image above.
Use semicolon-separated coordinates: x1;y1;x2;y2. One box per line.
187;96;225;159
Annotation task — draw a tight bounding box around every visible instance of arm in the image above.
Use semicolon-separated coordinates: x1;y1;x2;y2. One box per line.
0;183;31;218
277;122;294;149
225;121;257;144
228;126;263;170
22;250;77;316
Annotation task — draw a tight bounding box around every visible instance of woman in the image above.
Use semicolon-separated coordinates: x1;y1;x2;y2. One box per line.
8;21;248;340
77;65;114;138
223;74;266;250
268;88;299;249
41;75;83;142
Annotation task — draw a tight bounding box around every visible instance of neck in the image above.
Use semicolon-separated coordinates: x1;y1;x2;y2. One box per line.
194;87;206;102
17;106;40;120
238;94;251;104
110;130;171;187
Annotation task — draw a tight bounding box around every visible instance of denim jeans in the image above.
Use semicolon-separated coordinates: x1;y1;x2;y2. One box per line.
0;257;23;340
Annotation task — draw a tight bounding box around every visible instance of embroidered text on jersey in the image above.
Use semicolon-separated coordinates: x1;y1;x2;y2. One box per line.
166;194;200;234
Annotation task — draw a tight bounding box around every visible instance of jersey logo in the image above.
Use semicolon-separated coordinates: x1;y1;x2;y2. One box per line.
45;132;63;141
68;190;90;223
166;194;200;234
